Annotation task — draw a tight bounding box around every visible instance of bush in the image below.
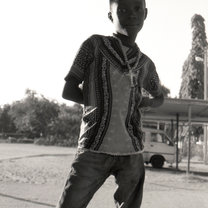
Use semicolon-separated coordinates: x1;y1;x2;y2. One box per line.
7;137;17;143
6;137;34;144
34;136;78;147
182;142;203;160
195;144;204;160
17;138;34;144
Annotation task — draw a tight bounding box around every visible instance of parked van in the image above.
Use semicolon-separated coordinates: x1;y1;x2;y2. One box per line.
142;128;181;168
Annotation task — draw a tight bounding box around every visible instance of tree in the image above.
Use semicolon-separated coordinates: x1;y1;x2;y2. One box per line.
180;14;208;99
0;104;16;133
47;103;82;146
179;14;208;158
9;89;60;138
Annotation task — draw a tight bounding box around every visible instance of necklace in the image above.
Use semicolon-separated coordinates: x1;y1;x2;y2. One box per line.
113;35;142;87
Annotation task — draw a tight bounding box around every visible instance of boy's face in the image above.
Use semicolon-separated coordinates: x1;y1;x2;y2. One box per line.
109;0;147;36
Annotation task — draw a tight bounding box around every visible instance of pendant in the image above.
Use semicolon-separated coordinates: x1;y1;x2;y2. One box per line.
130;70;138;87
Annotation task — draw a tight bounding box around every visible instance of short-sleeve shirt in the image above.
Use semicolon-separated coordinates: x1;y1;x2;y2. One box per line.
65;34;162;155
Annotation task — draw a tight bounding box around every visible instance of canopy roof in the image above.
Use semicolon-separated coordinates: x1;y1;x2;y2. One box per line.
142;98;208;124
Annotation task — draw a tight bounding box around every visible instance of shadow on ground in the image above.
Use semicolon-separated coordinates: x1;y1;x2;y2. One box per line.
0;193;55;207
145;165;208;177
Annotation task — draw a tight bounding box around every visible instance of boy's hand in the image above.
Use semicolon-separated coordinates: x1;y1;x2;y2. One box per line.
62;77;84;104
140;107;151;112
139;97;153;108
139;93;164;110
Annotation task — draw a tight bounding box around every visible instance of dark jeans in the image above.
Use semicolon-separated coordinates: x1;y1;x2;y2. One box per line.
56;151;145;208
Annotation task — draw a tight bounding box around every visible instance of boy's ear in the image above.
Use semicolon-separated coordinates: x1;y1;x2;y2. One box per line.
108;12;113;22
144;8;148;20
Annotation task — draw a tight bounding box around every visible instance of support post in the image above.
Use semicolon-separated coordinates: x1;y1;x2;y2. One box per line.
157;122;160;130
171;119;174;141
176;114;179;170
204;47;208;164
187;105;192;174
204;125;208;164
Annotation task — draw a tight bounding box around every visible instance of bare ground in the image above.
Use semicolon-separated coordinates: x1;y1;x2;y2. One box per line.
0;143;208;208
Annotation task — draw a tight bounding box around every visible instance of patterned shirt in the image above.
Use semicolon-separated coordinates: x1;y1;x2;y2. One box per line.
65;34;162;155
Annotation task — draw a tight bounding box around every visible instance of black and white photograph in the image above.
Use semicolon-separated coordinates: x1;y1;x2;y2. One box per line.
0;0;208;207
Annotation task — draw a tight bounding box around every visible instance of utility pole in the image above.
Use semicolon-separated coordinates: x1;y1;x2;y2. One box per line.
204;46;208;164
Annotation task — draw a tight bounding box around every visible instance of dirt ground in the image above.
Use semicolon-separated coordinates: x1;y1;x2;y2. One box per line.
0;143;208;208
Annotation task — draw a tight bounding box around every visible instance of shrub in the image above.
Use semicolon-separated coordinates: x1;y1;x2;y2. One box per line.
17;138;34;144
182;141;203;160
7;137;17;143
34;136;78;147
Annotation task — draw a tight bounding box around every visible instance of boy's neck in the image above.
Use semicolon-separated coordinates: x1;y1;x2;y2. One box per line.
114;32;137;47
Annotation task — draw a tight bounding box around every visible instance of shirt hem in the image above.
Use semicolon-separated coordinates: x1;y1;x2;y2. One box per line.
77;147;144;156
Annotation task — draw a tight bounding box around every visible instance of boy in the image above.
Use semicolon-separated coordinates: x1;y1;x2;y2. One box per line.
57;0;164;207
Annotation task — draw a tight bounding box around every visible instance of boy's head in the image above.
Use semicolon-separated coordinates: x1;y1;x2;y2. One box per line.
108;0;147;36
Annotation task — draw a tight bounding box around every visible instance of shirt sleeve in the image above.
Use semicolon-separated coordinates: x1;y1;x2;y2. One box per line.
65;37;94;83
143;60;162;97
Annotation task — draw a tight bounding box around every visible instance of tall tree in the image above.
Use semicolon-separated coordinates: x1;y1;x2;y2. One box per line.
48;103;82;146
179;14;208;156
0;105;16;133
9;89;60;138
180;14;208;99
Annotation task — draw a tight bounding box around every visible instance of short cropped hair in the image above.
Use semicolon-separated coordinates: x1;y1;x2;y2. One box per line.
109;0;118;4
109;0;146;9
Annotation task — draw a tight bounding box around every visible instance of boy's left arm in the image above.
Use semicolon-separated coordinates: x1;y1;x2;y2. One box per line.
139;60;164;109
139;93;164;108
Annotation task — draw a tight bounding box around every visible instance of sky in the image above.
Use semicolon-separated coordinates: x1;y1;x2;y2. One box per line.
0;0;208;106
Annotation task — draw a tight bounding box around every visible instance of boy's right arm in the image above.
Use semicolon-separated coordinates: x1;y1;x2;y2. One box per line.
62;76;84;104
62;37;94;105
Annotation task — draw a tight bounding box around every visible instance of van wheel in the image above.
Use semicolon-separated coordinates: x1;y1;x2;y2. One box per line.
151;156;164;168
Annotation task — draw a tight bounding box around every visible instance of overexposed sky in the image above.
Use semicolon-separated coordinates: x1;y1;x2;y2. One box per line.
0;0;208;106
